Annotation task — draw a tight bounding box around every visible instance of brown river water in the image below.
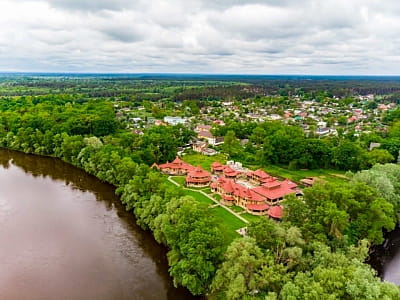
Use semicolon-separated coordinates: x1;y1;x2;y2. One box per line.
0;149;196;300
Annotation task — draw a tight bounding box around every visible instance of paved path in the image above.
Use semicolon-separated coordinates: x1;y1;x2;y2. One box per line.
168;176;249;224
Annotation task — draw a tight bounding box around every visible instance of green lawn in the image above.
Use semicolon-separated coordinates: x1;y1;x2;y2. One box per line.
170;176;186;186
241;213;263;223
184;190;215;205
213;194;222;201
210;206;246;231
202;188;213;194
230;205;244;213
246;164;349;185
182;153;227;171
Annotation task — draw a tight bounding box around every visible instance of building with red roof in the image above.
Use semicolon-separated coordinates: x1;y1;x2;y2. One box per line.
186;166;211;187
211;177;236;205
211;162;242;179
223;166;241;179
155;156;195;175
253;178;297;204
246;203;270;215
247;169;273;185
268;205;283;220
211;161;225;174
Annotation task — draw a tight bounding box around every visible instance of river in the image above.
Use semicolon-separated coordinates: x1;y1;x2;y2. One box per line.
0;149;196;300
368;227;400;285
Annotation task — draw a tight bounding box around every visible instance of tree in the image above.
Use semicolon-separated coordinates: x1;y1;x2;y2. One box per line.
212;237;288;299
158;196;227;295
222;130;241;158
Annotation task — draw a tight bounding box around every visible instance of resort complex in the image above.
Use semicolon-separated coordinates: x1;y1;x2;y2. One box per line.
154;157;301;218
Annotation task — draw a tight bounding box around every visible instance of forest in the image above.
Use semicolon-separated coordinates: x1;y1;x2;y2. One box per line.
1;75;400;299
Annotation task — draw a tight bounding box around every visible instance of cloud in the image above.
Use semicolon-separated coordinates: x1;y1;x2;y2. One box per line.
1;0;400;74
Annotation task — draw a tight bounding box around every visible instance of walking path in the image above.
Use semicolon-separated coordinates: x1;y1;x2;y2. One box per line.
168;176;249;224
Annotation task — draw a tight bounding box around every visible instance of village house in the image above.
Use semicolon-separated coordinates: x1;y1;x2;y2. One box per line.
211;177;270;215
211;166;299;216
211;162;242;179
186;167;211;187
193;140;208;153
247;169;274;185
154;156;194;175
195;124;224;146
252;178;298;204
163;116;186;125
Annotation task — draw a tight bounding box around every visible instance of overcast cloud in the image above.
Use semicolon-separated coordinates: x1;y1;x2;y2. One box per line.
0;0;399;74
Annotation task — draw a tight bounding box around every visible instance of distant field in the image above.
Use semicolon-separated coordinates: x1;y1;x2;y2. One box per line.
182;153;227;171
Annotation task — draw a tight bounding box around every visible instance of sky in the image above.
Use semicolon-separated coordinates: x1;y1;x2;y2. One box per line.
0;0;400;74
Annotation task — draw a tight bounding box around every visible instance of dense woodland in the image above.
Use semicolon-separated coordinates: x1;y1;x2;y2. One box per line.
1;75;400;298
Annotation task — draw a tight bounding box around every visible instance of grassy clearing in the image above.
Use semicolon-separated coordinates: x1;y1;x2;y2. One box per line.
170;176;186;186
182;153;227;171
246;164;349;185
202;187;213;194
213;194;222;201
210;206;246;231
164;178;214;205
230;205;244;213
184;190;215;205
241;213;263;223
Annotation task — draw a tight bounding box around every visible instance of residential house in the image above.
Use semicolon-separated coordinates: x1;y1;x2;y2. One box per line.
186;167;211;187
154;157;194;175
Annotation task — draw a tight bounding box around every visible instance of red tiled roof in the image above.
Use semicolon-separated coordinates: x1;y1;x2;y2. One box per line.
249;190;267;202
211;161;223;168
210;181;218;189
211;161;225;171
222;194;235;201
284;179;298;188
232;185;265;202
186;177;210;183
158;156;195;171
268;206;283;219
187;166;210;178
223;166;240;177
247;204;270;211
253;183;295;200
252;169;271;179
262;179;281;189
222;180;235;193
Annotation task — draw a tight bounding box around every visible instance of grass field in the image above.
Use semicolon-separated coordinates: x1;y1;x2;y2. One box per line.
183;189;215;205
247;164;349;185
182;153;348;185
182;153;227;171
210;206;246;231
213;194;222;201
230;205;244;213
170;176;186;186
202;188;213;194
163;176;243;240
241;213;263;223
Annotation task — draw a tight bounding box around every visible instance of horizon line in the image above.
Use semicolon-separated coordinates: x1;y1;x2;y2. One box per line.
1;71;400;77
